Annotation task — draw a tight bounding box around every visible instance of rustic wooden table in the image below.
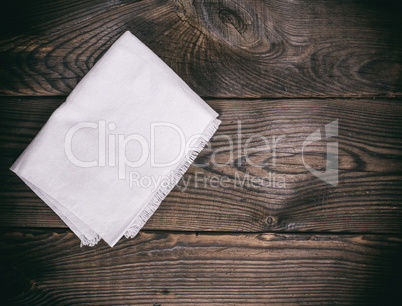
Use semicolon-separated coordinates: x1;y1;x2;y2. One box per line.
1;0;402;304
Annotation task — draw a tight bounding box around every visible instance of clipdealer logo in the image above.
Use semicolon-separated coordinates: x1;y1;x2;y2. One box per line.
302;120;339;186
63;119;339;188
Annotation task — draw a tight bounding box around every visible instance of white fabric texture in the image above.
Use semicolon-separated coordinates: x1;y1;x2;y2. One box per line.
10;31;221;247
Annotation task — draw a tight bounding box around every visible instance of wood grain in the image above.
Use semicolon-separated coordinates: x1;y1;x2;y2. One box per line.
1;0;402;97
2;1;401;304
1;97;401;233
0;230;401;304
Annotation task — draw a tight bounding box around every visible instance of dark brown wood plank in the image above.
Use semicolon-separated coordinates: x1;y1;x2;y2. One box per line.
1;0;402;97
1;97;401;233
0;230;401;304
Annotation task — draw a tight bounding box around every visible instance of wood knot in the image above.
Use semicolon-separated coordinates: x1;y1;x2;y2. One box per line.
218;7;246;34
197;0;279;50
266;216;278;227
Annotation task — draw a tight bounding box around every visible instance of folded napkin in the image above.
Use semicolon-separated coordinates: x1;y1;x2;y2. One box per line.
11;31;220;247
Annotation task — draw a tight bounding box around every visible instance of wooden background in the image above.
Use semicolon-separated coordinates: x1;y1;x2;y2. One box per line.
1;0;402;304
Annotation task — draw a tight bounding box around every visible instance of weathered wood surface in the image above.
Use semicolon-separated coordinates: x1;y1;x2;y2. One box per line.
1;0;402;303
1;0;402;97
2;97;401;233
1;230;401;305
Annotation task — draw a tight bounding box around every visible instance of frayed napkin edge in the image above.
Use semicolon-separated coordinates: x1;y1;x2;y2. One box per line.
80;117;221;247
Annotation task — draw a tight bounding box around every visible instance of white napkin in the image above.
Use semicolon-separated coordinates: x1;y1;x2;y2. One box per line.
10;31;221;247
